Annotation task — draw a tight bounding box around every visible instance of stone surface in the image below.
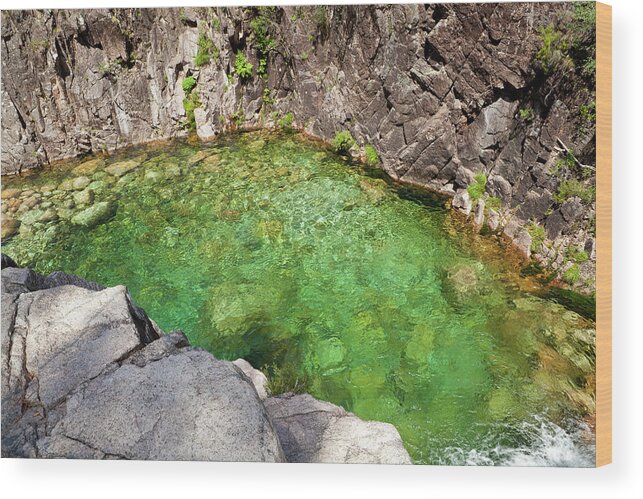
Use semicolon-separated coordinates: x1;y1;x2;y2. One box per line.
233;358;269;400
452;189;472;216
72;176;92;190
473;198;485;226
265;393;412;464
43;350;284;462
18;285;145;408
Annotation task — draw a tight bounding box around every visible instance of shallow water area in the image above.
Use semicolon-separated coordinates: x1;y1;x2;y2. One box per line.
1;131;596;465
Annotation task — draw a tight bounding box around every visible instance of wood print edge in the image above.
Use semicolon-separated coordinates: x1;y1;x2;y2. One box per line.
595;1;612;467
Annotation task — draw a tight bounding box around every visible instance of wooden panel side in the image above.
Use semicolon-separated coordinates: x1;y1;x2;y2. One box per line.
595;1;612;468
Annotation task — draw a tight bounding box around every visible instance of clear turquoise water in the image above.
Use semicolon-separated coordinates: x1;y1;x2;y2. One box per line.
2;131;596;465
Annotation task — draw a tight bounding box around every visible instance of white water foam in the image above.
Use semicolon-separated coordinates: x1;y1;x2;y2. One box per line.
438;417;596;467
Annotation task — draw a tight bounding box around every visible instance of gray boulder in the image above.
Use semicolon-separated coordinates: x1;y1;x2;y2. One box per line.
452;189;472;216
265;393;412;464
41;349;284;462
233;358;269;400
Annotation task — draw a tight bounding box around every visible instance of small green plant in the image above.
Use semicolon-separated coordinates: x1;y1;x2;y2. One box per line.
526;222;546;253
535;25;571;75
332;130;356;154
194;32;218;67
234;51;253;80
27;38;49;53
566;246;589;264
261;87;274;106
485;196;503;211
250;13;277;53
278;112;295;131
300;51;309;62
263;363;308;396
182;91;201;132
231;108;245;127
313;6;329;36
571;2;596;81
98;58;124;78
182;75;197;94
467;172;487;202
364;144;380;167
258;57;268;79
553;179;596;204
563;263;581;285
580;100;596;126
518;107;535;121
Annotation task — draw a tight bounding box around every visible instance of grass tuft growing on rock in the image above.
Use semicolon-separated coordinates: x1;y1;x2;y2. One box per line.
263;363;308;396
563;263;581;285
194;32;218;67
183;92;201;132
364;144;380;167
278;112;295;131
182;76;197;94
553;179;595;204
234;51;253;81
332;130;356;154
526;222;546;253
467;173;487;202
566;246;589;264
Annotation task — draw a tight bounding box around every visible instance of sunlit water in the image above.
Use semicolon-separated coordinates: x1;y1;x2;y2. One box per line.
1;131;596;465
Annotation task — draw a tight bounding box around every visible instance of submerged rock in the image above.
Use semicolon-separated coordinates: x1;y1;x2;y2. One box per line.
38;208;58;223
71;201;117;228
73;158;105;175
105;158;143;177
73;188;95;207
72;176;92;191
1;218;21;240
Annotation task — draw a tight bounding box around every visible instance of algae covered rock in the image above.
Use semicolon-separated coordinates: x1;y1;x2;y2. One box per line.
105;158;143;177
71;201;117;228
72;176;91;190
1;218;21;240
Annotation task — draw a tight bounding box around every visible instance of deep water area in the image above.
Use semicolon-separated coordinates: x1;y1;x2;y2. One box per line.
2;131;596;465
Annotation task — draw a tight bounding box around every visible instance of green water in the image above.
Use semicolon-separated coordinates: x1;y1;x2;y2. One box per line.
2;131;596;465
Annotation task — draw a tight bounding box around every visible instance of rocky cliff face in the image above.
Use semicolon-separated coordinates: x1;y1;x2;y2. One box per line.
0;257;411;463
0;4;597;289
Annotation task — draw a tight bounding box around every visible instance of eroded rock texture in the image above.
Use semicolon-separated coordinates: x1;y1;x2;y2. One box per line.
0;4;596;286
1;263;411;463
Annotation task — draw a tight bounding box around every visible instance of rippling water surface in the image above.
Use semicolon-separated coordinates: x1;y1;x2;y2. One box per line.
2;131;596;465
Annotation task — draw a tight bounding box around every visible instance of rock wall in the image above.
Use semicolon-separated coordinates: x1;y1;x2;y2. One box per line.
0;257;411;463
0;4;597;290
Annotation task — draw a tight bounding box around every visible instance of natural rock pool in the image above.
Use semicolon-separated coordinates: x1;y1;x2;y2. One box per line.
1;131;595;465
